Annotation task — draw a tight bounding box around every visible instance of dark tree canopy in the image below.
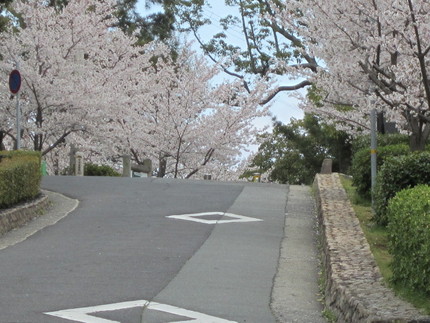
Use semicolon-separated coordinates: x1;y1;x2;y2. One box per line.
243;114;352;184
3;0;176;45
0;0;13;32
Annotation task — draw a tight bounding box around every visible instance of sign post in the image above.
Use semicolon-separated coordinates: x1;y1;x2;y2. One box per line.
9;68;22;150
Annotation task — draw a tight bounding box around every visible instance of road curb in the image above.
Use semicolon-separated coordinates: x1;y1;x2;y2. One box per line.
0;192;50;236
0;190;78;250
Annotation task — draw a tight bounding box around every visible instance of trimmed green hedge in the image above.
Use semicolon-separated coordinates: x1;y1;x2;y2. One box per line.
387;185;430;294
0;151;42;208
351;144;409;199
84;163;120;176
373;151;430;226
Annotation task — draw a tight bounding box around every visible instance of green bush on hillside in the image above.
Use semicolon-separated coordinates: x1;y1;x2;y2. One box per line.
0;151;42;208
387;185;430;294
84;163;120;176
351;144;409;199
373;151;430;226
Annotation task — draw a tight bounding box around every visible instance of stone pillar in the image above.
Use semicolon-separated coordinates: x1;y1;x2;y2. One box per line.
69;144;78;175
74;152;84;176
142;159;152;177
122;155;131;177
320;158;333;174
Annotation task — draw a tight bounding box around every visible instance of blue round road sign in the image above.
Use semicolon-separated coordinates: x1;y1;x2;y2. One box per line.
9;69;21;94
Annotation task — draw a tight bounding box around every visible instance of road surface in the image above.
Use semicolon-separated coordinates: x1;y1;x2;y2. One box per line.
0;176;324;322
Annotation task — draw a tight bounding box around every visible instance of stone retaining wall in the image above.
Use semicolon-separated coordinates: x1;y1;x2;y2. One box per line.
0;193;50;236
314;173;430;322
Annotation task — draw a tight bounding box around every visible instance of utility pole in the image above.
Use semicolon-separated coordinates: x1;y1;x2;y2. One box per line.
370;108;377;209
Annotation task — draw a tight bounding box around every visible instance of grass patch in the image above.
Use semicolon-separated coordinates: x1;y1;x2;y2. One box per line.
340;175;430;314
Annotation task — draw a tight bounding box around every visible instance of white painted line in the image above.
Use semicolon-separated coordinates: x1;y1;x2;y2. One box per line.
45;300;148;323
45;299;237;323
148;301;237;322
166;212;263;224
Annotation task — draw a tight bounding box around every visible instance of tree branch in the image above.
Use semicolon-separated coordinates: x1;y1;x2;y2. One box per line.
260;80;312;105
185;147;215;179
42;130;72;156
191;27;251;94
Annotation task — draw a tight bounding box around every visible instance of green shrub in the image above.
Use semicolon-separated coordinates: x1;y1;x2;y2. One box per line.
0;151;42;208
387;185;430;294
84;163;120;177
373;151;430;225
351;144;409;199
352;133;409;155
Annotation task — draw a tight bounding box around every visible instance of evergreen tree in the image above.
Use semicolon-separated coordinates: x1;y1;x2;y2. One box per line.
43;0;176;44
0;0;12;33
244;114;352;184
137;0;176;43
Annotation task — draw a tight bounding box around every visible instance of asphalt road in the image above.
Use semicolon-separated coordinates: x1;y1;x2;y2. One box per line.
0;176;324;323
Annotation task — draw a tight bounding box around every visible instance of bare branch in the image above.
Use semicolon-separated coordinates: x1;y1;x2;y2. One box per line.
191;27;252;93
42;130;72;156
260;80;312;105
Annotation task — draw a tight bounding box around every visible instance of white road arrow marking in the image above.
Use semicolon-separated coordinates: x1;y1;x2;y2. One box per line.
45;299;237;323
166;212;263;224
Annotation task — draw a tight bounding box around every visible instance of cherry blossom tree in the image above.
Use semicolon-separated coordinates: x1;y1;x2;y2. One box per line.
177;1;430;150
113;45;271;179
0;0;270;178
272;0;430;150
0;0;157;155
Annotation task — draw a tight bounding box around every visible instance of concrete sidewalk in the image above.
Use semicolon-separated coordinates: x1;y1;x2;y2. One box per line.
271;185;325;322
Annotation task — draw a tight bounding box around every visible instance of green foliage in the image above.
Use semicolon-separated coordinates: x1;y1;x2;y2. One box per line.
342;176;430;313
47;0;68;9
45;0;175;46
0;0;13;33
373;151;430;226
387;185;430;294
84;163;120;177
0;151;41;208
115;0;177;45
351;133;409;155
351;144;409;199
244;114;352;184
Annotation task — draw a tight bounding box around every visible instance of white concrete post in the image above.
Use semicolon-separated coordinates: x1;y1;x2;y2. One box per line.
75;152;84;176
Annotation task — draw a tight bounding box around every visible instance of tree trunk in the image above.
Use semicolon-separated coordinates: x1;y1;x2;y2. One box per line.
409;132;427;151
406;114;430;151
34;133;43;151
0;131;5;151
158;155;167;178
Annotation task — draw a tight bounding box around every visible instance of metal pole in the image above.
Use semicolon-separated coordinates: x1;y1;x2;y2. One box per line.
15;61;21;150
370;108;377;208
16;91;20;150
